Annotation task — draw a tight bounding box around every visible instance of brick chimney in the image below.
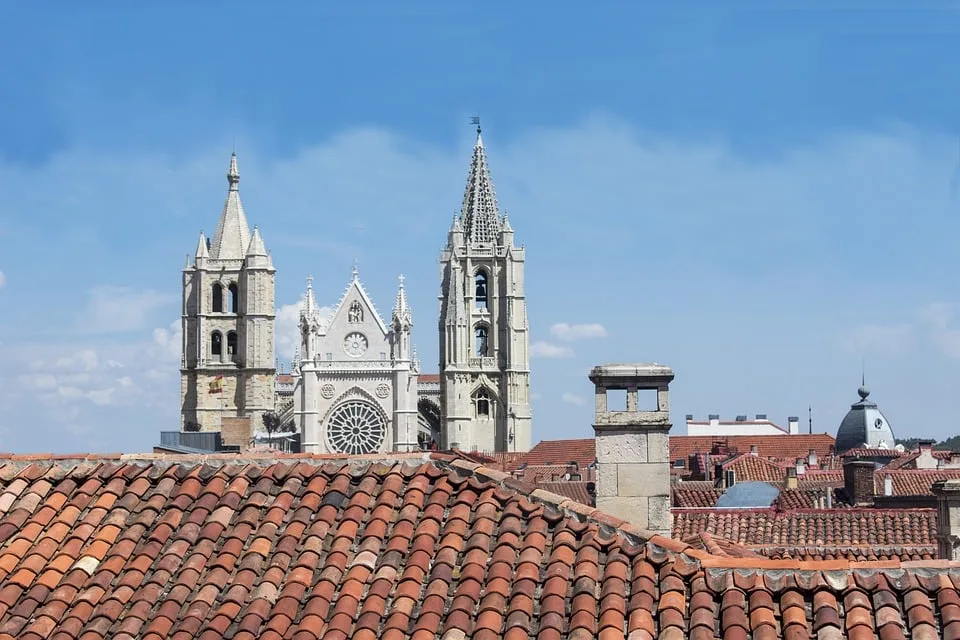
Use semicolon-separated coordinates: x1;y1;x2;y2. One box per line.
591;363;674;535
932;479;960;560
843;459;875;506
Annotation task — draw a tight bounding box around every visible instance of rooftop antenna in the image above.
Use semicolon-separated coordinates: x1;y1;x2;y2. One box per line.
808;405;813;434
470;115;481;134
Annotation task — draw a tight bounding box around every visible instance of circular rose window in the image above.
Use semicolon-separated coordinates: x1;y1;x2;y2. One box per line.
326;400;386;455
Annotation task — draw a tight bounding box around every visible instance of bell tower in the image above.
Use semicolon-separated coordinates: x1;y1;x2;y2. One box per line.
438;124;532;452
180;153;276;435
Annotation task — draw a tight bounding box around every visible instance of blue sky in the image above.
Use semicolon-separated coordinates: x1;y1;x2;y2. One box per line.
2;2;960;452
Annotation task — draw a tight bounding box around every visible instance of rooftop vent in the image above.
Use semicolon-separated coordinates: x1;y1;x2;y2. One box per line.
736;415;748;422
685;414;694;420
755;414;767;420
708;414;720;420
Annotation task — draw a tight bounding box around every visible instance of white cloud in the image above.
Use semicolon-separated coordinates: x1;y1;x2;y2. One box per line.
561;392;585;406
150;320;181;364
276;299;334;364
82;286;175;333
845;323;915;356
920;303;960;359
549;323;608;342
530;341;574;358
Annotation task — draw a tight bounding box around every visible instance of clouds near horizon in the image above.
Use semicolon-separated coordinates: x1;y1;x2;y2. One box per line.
2;117;960;452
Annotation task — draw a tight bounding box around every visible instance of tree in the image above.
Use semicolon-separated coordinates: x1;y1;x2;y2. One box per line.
262;412;282;443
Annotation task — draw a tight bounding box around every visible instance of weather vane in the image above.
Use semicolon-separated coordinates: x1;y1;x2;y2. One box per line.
470;116;481;134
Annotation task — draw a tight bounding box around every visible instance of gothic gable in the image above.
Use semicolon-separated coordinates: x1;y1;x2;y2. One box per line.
317;277;391;362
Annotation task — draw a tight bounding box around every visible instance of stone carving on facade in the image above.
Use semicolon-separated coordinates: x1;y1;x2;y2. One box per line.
348;301;363;324
375;383;390;399
320;383;336;399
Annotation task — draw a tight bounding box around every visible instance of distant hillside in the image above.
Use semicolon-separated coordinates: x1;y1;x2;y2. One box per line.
896;436;960;451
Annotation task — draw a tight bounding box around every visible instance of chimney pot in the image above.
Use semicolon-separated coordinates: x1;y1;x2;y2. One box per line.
883;474;893;496
736;415;747;422
750;445;758;455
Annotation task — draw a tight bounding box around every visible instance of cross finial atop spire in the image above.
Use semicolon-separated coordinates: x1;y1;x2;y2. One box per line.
352;259;359;281
227;152;240;191
470;116;481;136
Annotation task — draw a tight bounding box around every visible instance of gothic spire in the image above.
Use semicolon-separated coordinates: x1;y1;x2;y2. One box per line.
210;152;252;260
392;274;412;329
195;231;209;259
246;225;267;257
301;275;317;320
460;128;501;245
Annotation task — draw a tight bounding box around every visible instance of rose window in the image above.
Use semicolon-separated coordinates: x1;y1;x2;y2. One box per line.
326;400;386;455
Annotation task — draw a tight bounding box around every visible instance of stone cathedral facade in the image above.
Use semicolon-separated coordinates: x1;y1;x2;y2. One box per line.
292;271;419;455
180;153;276;433
438;127;532;452
177;128;532;453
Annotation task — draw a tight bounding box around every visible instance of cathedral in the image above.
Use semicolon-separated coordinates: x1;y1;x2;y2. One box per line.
178;126;531;454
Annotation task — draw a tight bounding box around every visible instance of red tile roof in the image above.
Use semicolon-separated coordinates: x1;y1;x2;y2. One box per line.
672;507;938;560
669;433;837;463
536;481;594;505
722;453;785;483
518;438;596;467
0;452;958;640
876;469;960;496
522;433;837;469
774;486;848;510
671;481;723;508
842;447;904;459
418;373;440;383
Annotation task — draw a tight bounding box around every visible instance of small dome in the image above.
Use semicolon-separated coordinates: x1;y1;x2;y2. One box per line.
835;383;896;454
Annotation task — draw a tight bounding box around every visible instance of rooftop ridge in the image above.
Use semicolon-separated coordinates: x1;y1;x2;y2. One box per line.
1;451;958;574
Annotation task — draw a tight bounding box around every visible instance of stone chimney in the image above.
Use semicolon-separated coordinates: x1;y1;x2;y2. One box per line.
785;466;798;490
843;459;875;506
933;479;960;560
883;474;893;497
591;363;674;535
807;448;818;468
916;439;937;470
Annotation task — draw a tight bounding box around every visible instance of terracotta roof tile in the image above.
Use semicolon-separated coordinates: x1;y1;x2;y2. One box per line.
672;481;723;508
672;507;938;560
520;434;837;469
0;452;955;639
876;469;960;496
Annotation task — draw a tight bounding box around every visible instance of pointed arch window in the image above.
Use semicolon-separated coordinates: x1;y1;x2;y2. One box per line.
475;324;489;357
212;283;223;312
228;283;239;313
211;331;223;358
475;387;491;417
475;270;488;310
227;331;238;363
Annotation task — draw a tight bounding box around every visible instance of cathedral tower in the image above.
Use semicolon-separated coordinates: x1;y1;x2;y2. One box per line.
180;153;276;435
439;126;532;452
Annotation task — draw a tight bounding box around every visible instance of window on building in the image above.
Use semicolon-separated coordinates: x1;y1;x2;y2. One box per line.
475;387;491;417
211;331;223;357
326;352;333;361
227;331;238;361
228;283;239;313
475;324;489;357
212;283;223;312
475;270;488;310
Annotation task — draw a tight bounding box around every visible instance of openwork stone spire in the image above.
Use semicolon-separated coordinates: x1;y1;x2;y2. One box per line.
460;129;501;245
210;152;252;260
